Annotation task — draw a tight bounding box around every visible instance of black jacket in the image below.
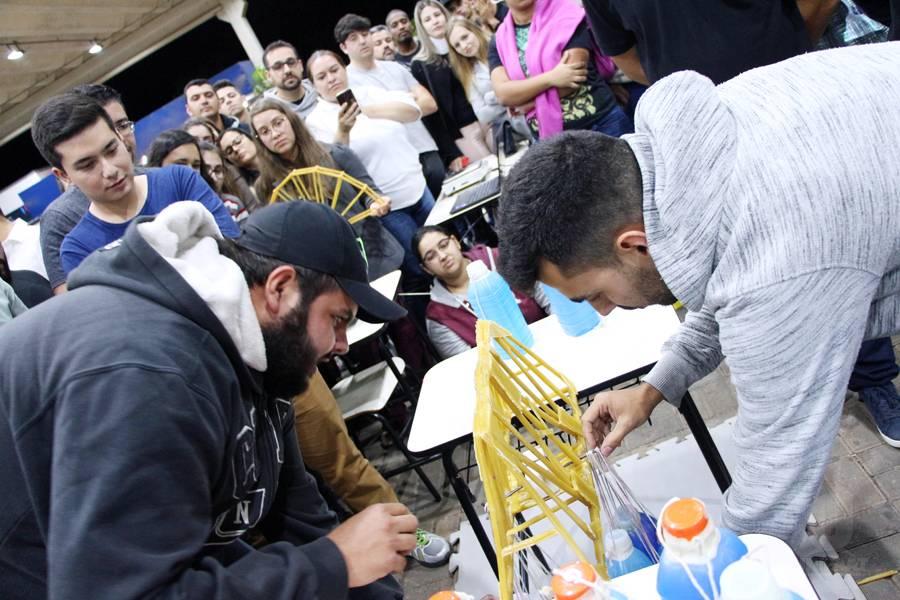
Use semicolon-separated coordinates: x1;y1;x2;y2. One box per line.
0;218;401;599
411;56;477;165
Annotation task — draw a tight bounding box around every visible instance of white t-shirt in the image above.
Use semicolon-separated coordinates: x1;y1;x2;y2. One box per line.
2;219;47;279
306;86;426;210
347;61;439;154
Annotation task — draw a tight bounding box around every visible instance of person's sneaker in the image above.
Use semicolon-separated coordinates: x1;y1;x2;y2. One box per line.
409;528;451;567
860;383;900;448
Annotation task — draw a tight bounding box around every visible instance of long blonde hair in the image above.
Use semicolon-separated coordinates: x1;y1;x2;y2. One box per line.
414;0;453;64
446;17;490;98
248;99;336;203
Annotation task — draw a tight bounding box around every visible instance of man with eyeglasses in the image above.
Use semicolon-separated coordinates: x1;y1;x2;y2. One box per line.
39;83;141;294
261;40;320;119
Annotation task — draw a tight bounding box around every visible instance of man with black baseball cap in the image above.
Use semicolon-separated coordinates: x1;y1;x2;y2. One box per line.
0;200;411;599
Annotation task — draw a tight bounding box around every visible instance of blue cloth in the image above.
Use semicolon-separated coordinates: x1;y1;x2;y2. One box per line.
849;338;900;391
589;103;634;137
379;187;436;276
60;165;239;274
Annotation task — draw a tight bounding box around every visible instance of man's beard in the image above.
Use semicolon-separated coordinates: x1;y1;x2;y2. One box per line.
617;262;677;310
278;76;301;92
260;301;320;398
397;31;413;44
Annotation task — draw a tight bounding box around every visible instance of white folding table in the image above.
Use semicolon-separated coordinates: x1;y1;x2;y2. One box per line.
407;306;733;575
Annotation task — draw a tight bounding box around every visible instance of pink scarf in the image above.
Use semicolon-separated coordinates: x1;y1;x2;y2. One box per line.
495;0;616;138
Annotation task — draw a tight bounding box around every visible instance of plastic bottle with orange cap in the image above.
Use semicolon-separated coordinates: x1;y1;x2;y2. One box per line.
655;497;748;599
549;561;629;600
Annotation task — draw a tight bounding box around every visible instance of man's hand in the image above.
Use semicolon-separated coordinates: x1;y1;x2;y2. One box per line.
582;383;665;456
326;503;418;588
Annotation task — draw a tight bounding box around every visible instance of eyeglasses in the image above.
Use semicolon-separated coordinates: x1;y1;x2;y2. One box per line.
114;119;134;133
421;236;454;263
269;57;299;71
256;116;287;139
221;136;244;157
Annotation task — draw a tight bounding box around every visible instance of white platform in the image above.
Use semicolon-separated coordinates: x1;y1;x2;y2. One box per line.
450;418;815;600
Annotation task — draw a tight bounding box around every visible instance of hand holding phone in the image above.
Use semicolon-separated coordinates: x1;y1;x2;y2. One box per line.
336;89;357;107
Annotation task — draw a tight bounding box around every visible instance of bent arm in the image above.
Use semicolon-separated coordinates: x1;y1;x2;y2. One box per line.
643;305;724;408
796;0;840;44
361;99;421;123
411;82;438;116
490;65;559;107
610;46;650;85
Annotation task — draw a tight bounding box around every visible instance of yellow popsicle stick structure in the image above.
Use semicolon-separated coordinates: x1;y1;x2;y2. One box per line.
270;166;389;224
473;320;607;600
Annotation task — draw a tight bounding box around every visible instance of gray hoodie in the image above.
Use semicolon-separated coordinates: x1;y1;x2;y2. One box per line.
634;43;900;544
263;79;319;120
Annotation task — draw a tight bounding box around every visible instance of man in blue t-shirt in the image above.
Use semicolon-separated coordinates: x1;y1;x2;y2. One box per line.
31;93;239;275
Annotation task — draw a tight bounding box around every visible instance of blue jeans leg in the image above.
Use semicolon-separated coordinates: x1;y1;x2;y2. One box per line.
379;188;436;276
591;105;634;137
848;338;900;391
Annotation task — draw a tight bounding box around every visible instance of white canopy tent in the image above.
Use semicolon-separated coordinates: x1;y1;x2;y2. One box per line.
0;0;263;145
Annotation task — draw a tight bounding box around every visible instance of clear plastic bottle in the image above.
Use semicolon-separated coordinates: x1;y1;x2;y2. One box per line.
614;506;663;559
541;284;601;336
605;528;654;578
656;498;748;600
719;558;805;600
467;260;534;357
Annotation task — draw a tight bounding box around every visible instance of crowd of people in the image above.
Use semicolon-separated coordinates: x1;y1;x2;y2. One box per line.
0;0;897;598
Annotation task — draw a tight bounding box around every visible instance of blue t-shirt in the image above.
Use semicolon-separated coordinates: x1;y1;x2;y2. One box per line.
60;165;240;274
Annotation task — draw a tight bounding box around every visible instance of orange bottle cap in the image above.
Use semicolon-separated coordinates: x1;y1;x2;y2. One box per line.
551;561;596;600
429;593;460;600
662;498;709;540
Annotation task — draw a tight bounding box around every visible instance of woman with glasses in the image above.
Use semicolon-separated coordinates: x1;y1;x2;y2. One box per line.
198;141;255;222
250;99;403;279
412;224;549;358
217;128;261;187
147;130;247;223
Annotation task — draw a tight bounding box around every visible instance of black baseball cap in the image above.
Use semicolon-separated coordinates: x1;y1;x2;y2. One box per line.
235;202;406;323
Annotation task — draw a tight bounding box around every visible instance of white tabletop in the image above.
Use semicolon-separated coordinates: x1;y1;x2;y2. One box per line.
346;270;402;346
612;534;818;599
425;146;529;226
407;305;682;453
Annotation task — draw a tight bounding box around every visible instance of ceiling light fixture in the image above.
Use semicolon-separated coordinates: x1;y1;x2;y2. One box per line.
88;40;103;54
6;43;24;61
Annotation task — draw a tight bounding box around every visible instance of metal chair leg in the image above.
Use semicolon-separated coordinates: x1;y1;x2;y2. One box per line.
374;413;442;502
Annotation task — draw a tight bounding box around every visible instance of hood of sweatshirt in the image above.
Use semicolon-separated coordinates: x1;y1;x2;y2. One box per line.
263;79;318;115
624;71;737;312
67;202;265;387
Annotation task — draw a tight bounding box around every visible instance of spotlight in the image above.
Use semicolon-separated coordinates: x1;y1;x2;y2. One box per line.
88;40;103;55
6;43;24;61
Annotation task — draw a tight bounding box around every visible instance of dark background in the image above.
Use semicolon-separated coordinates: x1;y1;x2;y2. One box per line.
0;0;418;191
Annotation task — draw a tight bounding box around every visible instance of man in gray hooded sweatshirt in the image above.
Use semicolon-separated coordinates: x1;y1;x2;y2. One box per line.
496;42;900;545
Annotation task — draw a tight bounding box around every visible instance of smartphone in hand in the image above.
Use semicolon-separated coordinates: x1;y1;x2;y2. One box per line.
336;89;357;107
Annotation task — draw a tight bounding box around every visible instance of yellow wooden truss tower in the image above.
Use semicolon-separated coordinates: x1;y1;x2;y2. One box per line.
473;320;607;599
269;166;388;224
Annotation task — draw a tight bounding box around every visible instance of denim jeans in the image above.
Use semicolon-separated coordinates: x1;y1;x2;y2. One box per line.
379;187;436;276
590;104;634;138
849;338;900;391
